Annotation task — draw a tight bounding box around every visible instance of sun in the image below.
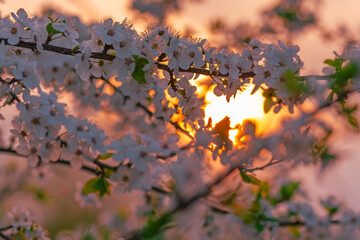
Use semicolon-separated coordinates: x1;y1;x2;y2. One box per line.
204;84;266;141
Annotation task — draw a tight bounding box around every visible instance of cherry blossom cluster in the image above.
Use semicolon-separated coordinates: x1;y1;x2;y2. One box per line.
0;8;309;183
0;8;359;239
3;206;49;240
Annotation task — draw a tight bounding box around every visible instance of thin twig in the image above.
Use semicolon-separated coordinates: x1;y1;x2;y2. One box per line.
310;87;360;116
99;77;194;139
245;159;284;172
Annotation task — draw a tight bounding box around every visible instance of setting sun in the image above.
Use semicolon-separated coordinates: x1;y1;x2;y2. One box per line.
204;84;265;141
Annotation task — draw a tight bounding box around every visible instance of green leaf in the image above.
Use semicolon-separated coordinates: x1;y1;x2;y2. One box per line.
96;152;113;160
239;169;261;186
132;55;149;83
289;226;301;237
72;45;80;52
269;182;300;205
321;150;336;162
240;212;257;225
141;212;173;239
146;96;152;103
321;199;340;217
282;69;310;98
35;188;48;202
278;10;298;22
324;58;343;71
256;181;270;200
279;182;299;202
324;59;335;66
177;89;186;98
327;59;358;102
348;115;359;128
81;234;96;240
46;23;53;34
325;206;339;217
82;177;111;197
254;220;265;232
46;23;62;36
340;103;358;128
327;91;334;101
333;62;358;88
258;213;278;222
240;210;277;233
263;98;274;113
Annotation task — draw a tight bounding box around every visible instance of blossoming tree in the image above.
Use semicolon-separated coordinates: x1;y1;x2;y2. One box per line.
0;7;359;240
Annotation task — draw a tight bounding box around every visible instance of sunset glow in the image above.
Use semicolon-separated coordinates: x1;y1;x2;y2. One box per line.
204;84;265;141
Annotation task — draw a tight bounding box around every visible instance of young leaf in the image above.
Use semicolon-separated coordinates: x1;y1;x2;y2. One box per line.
72;45;80;53
324;59;335;67
45;23;53;34
81;234;96;240
46;23;62;36
141;212;173;239
82;177;111;197
96;152;113;160
283;69;310;98
263;98;274;113
258;213;278;222
324;58;343;71
348;115;359;128
289;226;301;237
132;55;149;83
278;182;299;202
239;169;261;186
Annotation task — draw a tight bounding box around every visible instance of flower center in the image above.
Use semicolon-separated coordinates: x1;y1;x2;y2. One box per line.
11;27;17;35
107;28;115;36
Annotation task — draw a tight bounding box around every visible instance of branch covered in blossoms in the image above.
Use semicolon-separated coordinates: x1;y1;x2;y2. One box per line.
0;8;360;239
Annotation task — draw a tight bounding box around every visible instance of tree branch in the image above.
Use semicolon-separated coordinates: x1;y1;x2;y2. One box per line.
0;232;11;240
0;226;12;240
0;226;11;232
0;147;116;176
0;38;328;81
